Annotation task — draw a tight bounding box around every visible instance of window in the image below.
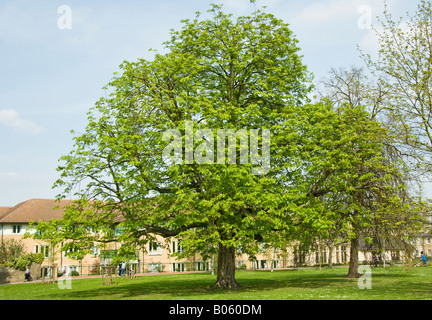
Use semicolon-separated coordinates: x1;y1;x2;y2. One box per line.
68;266;79;276
63;247;79;257
148;263;163;273
336;247;341;264
341;246;347;263
252;260;259;270
194;262;210;271
427;238;431;244
316;250;327;264
171;241;183;254
42;246;50;258
35;245;50;258
196;262;210;271
12;225;21;234
149;242;162;255
391;251;400;261
171;263;186;272
114;227;123;236
91;246;100;257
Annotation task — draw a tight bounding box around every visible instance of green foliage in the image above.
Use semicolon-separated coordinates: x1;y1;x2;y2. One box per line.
6;253;44;271
30;3;428;285
361;0;432;173
318;65;430;263
1;239;44;271
0;239;24;265
39;5;314;263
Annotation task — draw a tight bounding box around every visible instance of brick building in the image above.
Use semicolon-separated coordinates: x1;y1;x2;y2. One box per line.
1;198;429;278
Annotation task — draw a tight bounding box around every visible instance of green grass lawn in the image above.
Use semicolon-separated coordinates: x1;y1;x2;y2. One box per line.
1;266;431;300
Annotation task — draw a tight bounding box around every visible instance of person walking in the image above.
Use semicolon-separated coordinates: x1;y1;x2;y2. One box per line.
25;266;32;281
421;251;427;267
121;261;126;276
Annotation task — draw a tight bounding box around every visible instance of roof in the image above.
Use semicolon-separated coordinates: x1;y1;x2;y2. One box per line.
0;199;71;224
0;199;127;224
0;207;12;220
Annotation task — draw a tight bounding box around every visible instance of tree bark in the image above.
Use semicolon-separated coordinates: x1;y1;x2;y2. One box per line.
347;237;360;278
328;243;334;268
214;243;240;289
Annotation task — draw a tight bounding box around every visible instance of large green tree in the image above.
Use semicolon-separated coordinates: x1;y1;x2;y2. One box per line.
32;5;419;288
41;6;314;288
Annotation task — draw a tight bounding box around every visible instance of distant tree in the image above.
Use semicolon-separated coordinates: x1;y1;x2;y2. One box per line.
0;239;24;265
361;0;432;176
319;66;429;277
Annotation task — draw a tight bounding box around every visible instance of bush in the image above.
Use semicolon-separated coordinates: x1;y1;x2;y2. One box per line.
70;270;80;277
90;259;101;275
237;264;247;270
6;253;44;271
0;239;24;264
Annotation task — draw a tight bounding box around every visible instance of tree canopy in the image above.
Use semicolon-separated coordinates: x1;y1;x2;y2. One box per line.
361;0;432;176
32;3;429;288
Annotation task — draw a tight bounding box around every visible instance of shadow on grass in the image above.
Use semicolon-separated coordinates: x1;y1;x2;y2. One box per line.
39;269;356;300
43;273;215;300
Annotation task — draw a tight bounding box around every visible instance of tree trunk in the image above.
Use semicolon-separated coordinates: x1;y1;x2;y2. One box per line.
347;237;360;278
271;247;275;272
214;243;240;289
328;243;334;268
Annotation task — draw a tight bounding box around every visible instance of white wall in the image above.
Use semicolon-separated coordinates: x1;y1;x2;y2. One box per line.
1;223;33;236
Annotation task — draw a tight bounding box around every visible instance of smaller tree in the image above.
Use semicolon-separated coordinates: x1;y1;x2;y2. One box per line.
318;65;429;277
360;0;432;175
0;239;24;265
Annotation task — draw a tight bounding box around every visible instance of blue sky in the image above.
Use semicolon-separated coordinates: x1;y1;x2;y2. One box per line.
0;0;423;206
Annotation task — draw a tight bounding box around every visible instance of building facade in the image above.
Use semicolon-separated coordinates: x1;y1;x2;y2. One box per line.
1;199;428;278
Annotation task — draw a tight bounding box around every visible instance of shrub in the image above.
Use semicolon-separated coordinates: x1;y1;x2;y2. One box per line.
6;253;44;271
237;264;247;270
0;239;24;264
90;259;101;275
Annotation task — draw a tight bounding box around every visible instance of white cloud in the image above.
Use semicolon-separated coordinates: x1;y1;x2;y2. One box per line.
0;109;44;134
